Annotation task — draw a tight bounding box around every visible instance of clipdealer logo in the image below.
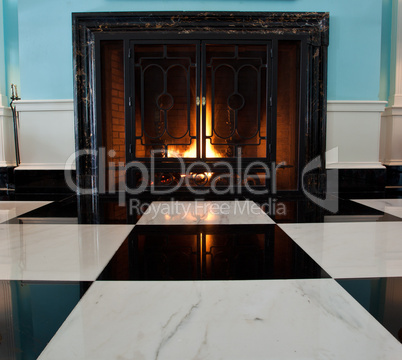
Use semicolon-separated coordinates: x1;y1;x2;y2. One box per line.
63;147;339;214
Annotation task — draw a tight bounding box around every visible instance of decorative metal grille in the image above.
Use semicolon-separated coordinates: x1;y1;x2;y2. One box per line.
133;44;198;158
131;42;270;160
205;44;269;158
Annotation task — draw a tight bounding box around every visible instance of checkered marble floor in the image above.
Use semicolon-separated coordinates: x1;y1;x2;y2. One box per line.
1;197;402;359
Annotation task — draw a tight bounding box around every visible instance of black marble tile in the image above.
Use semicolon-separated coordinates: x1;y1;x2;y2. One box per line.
385;165;402;188
3;195;144;225
337;278;402;344
3;196;79;224
337;168;386;194
0;189;15;201
257;196;402;223
98;225;330;281
14;170;76;195
0;166;15;190
5;194;401;225
0;280;91;359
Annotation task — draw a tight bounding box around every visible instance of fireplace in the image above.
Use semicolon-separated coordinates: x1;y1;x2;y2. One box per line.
73;12;329;196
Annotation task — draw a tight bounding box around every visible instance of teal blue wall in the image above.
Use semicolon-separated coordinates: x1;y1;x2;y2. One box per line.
380;0;392;101
3;0;20;100
14;0;383;101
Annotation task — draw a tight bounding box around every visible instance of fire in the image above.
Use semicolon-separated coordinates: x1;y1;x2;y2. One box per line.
167;101;221;158
204;100;219;158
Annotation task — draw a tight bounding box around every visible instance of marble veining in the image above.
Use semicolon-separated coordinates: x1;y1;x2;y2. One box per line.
1;197;402;358
136;200;275;225
0;224;134;281
279;222;402;278
38;279;402;360
0;201;52;223
353;199;402;219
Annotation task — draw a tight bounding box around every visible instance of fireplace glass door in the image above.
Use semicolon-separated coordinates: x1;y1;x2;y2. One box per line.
204;43;269;159
129;41;271;161
101;39;300;192
132;43;199;159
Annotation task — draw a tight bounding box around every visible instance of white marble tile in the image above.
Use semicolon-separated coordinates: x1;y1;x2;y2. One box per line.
353;199;402;219
137;200;275;225
0;201;52;223
279;222;402;278
39;279;402;360
0;224;134;281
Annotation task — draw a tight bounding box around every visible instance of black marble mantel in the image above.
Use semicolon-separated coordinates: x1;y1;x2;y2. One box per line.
72;12;329;195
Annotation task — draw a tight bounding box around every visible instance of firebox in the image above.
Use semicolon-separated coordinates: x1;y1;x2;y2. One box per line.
73;12;329;196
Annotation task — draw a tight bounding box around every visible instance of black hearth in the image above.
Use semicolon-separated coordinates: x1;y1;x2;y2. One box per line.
73;12;329;196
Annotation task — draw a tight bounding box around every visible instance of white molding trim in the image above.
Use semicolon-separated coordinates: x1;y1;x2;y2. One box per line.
0;161;16;167
13;99;74;112
382;160;402;166
327;100;388;112
381;105;402;166
0;106;12;116
326;162;385;169
15;163;76;170
12;100;389;113
382;105;402;116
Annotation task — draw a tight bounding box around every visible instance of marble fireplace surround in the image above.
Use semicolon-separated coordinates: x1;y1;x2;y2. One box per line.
72;12;329;194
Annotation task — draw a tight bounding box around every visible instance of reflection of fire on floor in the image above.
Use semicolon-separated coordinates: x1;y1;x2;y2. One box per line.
98;224;329;281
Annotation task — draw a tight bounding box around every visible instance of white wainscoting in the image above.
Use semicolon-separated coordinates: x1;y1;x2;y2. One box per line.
380;106;402;166
10;99;389;171
0;106;16;167
13;100;75;170
326;101;387;169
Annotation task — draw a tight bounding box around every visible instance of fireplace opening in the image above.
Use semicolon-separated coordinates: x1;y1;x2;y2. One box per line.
100;40;300;192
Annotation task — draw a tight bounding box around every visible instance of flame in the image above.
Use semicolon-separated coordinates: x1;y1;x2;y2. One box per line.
205;100;219;158
167;100;221;158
